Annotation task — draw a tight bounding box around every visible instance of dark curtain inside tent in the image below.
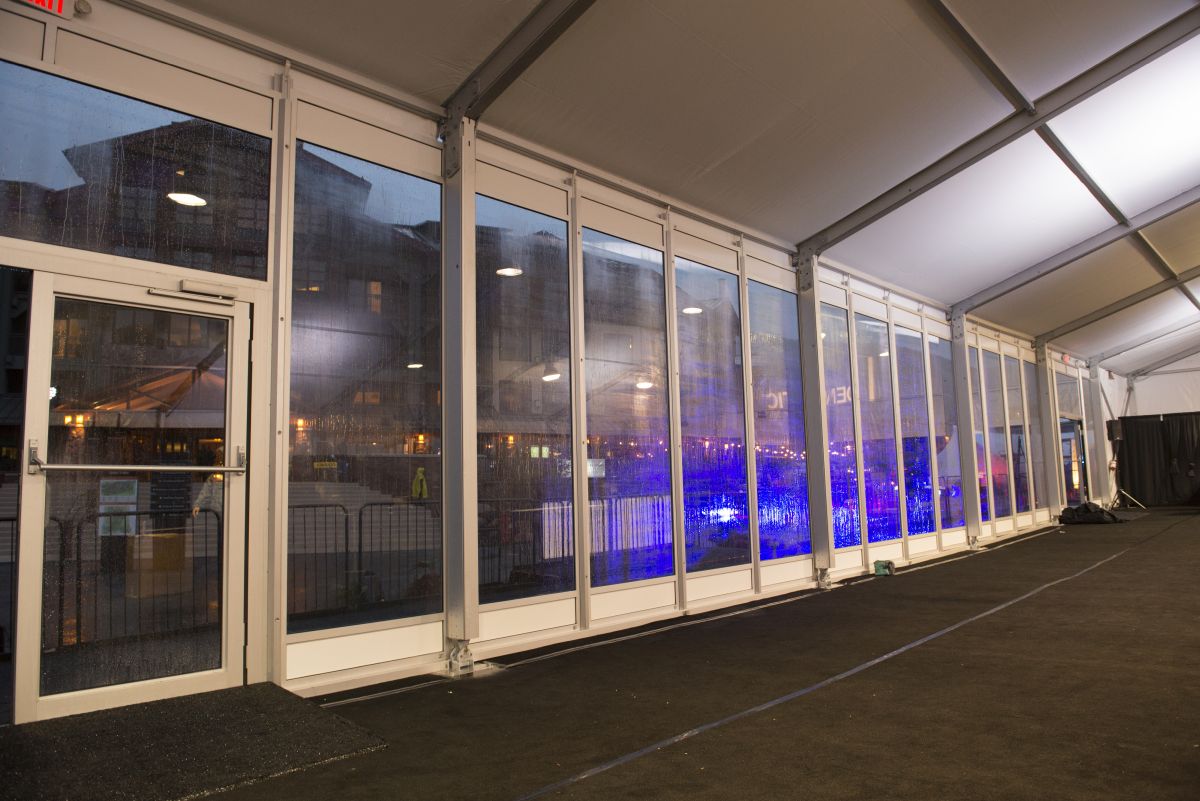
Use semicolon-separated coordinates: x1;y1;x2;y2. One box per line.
1117;413;1200;506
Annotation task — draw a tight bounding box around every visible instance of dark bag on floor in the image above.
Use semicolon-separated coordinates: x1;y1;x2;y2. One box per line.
1059;502;1122;524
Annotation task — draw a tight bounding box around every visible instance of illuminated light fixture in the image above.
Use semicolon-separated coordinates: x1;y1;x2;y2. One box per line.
879;351;889;357
294;418;307;430
542;371;561;382
168;168;207;207
681;306;703;315
167;192;207;207
636;380;653;389
49;386;57;400
63;415;72;425
496;266;523;277
407;362;423;369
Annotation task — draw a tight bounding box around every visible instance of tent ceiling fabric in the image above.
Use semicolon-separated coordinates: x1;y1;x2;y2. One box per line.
484;0;1012;243
173;0;541;104
1142;201;1200;271
1056;290;1197;358
972;239;1162;336
946;0;1195;100
825;132;1114;304
1102;321;1200;374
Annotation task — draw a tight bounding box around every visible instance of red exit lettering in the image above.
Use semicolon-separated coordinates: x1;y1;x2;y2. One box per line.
16;0;68;18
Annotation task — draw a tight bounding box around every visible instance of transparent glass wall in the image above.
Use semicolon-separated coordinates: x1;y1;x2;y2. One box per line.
0;60;270;279
1024;360;1048;508
287;143;442;633
1056;371;1083;419
0;267;30;722
982;351;1011;518
1005;356;1031;513
822;305;859;548
896;327;934;535
747;282;809;559
854;315;901;542
676;259;749;572
42;299;227;694
583;229;674;586
476;196;574;603
969;346;989;521
929;336;965;527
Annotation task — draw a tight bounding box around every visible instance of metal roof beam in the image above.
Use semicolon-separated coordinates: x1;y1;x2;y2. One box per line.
926;0;1035;113
1035;262;1200;345
951;182;1200;316
1130;339;1200;377
440;0;595;174
796;6;1200;260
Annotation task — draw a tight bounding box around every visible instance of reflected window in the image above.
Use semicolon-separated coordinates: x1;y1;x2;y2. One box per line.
583;229;673;586
854;314;900;542
983;351;1011;518
896;327;934;535
0;60;269;279
476;196;574;603
969;346;989;521
1024;361;1048;508
287;143;442;633
822;304;860;548
1056;371;1083;420
676;259;749;572
748;282;809;559
1005;356;1031;513
929;335;965;528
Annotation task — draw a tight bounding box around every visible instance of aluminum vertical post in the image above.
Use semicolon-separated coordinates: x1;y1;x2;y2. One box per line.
441;116;479;669
737;239;763;592
1086;364;1113;504
1035;345;1064;515
795;256;835;586
663;212;689;609
950;315;983;546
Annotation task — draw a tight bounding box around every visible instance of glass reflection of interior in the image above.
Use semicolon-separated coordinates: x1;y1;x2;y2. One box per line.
982;350;1011;518
676;258;750;572
1005;356;1031;513
854;314;901;542
0;60;270;279
928;335;965;527
583;229;674;586
41;299;227;695
969;346;990;522
1060;418;1088;506
822;304;860;548
0;266;30;723
1024;361;1047;509
896;327;935;535
475;195;574;603
287;143;443;633
747;282;810;560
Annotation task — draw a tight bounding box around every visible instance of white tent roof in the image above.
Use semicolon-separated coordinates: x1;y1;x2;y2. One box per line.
171;0;1200;375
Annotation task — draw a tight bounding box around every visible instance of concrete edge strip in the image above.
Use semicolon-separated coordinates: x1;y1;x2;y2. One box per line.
512;545;1131;801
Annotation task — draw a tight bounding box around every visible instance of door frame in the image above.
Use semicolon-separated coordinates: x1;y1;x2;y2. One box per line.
0;239;273;723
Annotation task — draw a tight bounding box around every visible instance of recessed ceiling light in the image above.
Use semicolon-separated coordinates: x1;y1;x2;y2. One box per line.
681;306;702;315
879;351;889;357
167;192;207;207
541;372;561;382
407;362;423;369
635;380;653;389
496;266;523;277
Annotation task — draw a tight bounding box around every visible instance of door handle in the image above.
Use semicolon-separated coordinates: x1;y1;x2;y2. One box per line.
28;439;248;475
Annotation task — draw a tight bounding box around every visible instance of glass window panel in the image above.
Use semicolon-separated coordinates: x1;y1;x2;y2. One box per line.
1005;356;1031;513
676;259;749;572
929;335;965;528
583;229;673;586
822;304;860;548
896;327;934;535
747;282;809;560
475;196;574;603
1023;361;1048;509
0;60;270;279
0;267;31;722
982;350;1011;518
287;143;442;633
969;346;989;522
1056;371;1083;420
42;298;227;694
854;314;901;542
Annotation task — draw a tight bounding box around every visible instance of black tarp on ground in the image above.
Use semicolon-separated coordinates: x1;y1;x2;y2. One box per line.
1117;413;1200;506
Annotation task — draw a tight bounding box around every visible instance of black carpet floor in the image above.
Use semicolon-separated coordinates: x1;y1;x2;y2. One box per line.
223;511;1200;801
0;683;383;801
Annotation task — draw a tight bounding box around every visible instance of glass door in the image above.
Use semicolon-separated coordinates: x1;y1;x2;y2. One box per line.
1060;418;1088;507
12;273;250;721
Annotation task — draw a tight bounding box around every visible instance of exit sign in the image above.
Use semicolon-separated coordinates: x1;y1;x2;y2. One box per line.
14;0;73;18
